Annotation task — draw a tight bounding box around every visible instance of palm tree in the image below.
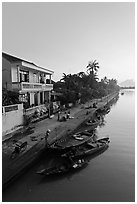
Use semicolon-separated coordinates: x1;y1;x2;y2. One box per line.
60;73;72;90
60;73;68;82
86;60;100;88
86;60;99;75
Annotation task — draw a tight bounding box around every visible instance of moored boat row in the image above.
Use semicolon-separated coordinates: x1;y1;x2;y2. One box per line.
36;106;111;177
36;136;110;176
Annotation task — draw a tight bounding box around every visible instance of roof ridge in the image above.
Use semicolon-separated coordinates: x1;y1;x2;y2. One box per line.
2;52;54;73
2;52;35;64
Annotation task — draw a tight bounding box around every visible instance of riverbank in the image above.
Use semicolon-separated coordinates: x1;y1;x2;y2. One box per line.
2;92;119;189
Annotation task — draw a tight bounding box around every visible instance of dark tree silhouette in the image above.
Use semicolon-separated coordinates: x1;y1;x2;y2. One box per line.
53;60;119;105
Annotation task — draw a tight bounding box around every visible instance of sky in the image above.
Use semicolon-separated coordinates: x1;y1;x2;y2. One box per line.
2;2;135;83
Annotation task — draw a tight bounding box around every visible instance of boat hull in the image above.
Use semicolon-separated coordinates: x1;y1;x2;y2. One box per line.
36;159;89;176
62;137;110;159
49;133;94;151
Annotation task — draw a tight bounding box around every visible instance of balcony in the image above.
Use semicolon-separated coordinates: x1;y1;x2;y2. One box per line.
42;83;53;91
12;82;53;92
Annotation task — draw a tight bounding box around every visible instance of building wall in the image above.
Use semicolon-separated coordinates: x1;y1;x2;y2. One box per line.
30;92;35;105
2;57;12;90
2;55;53;110
11;66;18;82
29;70;34;83
10;63;40;84
20;66;39;83
2;103;24;136
2;57;52;87
37;92;40;105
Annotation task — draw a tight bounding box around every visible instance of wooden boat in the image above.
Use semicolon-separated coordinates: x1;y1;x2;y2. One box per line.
86;119;100;126
72;135;84;141
36;158;89;176
72;129;95;139
96;106;110;114
49;132;94;151
73;129;95;137
88;137;110;145
62;137;110;159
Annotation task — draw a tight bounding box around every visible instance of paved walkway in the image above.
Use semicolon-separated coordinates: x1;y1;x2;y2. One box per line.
2;92;119;188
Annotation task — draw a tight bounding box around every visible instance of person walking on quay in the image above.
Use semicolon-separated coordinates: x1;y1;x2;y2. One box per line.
58;111;61;121
45;129;51;147
67;110;70;119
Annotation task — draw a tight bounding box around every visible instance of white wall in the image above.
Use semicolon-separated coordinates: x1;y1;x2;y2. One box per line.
11;66;18;82
37;92;40;105
2;104;24;136
29;69;39;83
29;70;34;83
30;92;35;105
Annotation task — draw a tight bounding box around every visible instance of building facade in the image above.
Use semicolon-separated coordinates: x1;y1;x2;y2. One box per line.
2;52;54;109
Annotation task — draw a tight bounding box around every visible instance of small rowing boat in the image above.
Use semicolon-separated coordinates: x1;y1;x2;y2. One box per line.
86;119;100;126
36;158;89;176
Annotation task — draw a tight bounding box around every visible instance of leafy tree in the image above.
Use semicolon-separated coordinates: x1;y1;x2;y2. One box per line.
2;88;20;106
86;60;99;89
53;59;119;105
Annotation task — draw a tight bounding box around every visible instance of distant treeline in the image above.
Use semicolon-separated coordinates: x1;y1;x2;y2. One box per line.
54;60;120;105
120;87;135;89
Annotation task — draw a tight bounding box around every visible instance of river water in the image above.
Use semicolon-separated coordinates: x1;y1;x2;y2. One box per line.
3;89;135;202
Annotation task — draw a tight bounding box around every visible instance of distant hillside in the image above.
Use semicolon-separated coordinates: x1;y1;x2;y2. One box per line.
119;79;135;87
